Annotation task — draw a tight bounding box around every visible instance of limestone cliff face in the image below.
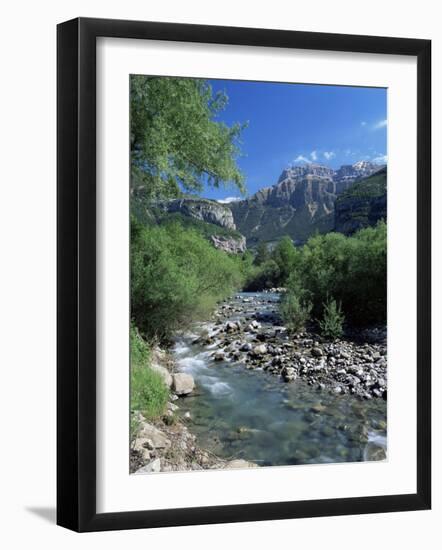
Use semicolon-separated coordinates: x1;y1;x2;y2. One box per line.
210;235;247;254
153;197;247;254
158;198;237;231
229;162;385;246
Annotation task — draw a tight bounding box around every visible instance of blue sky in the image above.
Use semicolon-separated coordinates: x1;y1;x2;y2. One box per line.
202;79;387;201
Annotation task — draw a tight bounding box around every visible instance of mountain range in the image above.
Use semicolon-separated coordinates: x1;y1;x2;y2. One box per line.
229;161;386;246
131;160;387;253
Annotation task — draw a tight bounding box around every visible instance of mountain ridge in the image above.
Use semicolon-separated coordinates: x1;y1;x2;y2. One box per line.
229;161;385;246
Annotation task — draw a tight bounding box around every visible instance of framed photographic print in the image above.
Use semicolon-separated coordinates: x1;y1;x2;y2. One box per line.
57;17;431;532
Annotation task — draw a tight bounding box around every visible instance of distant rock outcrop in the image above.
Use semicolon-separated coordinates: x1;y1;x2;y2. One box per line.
210;234;247;254
148;197;247;254
158;198;237;231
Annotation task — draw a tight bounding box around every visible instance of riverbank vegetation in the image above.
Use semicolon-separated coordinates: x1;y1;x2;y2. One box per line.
131;213;386;344
131;216;246;342
130;326;169;423
246;221;386;332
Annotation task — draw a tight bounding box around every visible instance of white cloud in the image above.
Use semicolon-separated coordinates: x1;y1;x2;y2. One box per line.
373;119;387;130
310;150;318;161
372;154;388;164
323;151;336;161
293;155;311;164
217;196;242;204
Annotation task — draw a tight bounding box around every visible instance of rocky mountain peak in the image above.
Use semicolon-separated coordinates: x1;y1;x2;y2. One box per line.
229;160;386;247
278;163;335;184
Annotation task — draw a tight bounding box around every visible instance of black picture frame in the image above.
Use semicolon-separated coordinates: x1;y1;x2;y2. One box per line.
57;17;431;532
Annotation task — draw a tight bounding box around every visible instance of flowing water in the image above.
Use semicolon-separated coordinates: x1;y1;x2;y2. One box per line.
173;292;387;467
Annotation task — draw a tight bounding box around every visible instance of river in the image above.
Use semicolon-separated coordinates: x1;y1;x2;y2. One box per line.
173;292;387;467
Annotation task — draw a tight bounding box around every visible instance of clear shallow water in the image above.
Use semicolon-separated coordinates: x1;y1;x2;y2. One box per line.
173;292;387;467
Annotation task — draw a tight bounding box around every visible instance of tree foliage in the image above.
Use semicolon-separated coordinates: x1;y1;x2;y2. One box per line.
283;222;386;327
246;223;386;327
254;241;270;266
130;76;247;199
131;216;244;341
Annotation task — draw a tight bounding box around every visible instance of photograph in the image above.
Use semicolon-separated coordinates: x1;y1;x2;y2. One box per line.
129;75;388;474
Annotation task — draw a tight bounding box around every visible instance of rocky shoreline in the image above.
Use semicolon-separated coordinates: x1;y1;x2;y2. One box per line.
130;348;259;474
196;293;387;401
131;292;387;474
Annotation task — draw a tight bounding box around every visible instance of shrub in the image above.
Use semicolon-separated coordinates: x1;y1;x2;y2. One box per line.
319;298;345;340
131;216;244;341
277;222;386;329
287;222;386;325
280;292;312;332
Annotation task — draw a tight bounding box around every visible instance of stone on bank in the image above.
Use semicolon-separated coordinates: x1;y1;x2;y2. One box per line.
172;372;195;395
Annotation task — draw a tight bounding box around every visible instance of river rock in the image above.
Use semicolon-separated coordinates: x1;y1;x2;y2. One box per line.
252;344;267;356
132;438;152;461
225;321;240;332
365;442;386;461
311;346;323;357
149;363;173;388
135;458;161;474
281;366;296;382
139;423;171;449
173;372;195;395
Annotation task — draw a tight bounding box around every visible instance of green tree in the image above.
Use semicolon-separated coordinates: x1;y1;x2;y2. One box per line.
272;236;298;285
130;76;247;199
280;222;386;327
254;241;270;266
131;216;244;341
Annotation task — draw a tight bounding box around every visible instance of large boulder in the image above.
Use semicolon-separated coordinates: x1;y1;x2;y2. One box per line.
134;458;161;474
172;372;195;396
149;363;173;388
132;438;152;461
138;423;171;449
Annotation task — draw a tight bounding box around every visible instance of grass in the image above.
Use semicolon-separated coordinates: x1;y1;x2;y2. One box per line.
130;326;169;421
131;366;169;420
